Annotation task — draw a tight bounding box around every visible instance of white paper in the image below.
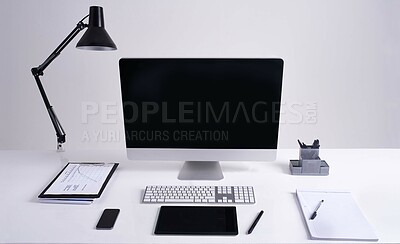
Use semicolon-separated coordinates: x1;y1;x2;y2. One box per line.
296;190;378;241
44;163;115;195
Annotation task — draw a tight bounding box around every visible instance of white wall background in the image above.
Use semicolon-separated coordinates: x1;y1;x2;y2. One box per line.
1;0;400;150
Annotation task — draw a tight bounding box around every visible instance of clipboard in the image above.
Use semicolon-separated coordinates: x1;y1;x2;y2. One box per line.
38;162;119;199
296;189;378;241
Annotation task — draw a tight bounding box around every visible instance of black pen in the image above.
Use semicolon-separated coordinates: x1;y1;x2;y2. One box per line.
247;210;264;234
297;139;304;148
310;200;324;220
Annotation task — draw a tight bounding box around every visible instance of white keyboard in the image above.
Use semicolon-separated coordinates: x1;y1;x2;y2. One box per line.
142;185;255;204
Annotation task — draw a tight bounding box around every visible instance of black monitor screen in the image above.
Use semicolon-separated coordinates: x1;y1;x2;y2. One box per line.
119;58;283;149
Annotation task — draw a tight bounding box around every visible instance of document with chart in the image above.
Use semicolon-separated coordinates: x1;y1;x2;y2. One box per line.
39;162;119;199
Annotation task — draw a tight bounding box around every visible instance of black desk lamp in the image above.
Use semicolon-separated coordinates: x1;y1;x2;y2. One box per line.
31;6;117;151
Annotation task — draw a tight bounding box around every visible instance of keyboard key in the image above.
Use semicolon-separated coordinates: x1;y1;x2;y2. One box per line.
165;199;193;203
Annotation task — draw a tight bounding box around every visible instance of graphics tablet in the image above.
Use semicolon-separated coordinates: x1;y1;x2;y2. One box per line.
155;206;238;235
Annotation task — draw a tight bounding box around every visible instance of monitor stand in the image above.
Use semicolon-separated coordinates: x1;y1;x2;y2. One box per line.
178;161;224;181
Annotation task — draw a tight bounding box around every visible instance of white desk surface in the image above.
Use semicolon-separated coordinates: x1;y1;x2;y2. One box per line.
1;149;399;243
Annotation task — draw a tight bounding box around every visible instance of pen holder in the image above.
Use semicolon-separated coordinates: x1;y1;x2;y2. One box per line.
290;147;329;176
299;148;319;161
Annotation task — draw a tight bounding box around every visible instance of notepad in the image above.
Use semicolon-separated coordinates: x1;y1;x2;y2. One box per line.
38;162;118;201
296;190;378;241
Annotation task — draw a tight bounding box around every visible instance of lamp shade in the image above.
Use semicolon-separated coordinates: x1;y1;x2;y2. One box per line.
76;6;117;51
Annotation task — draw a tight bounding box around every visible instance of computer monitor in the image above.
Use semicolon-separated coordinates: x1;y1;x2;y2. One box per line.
119;58;284;180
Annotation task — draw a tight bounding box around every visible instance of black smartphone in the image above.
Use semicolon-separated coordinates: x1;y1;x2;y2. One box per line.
96;209;120;230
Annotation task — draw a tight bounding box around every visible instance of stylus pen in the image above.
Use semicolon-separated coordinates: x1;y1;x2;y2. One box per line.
310;200;324;220
247;210;264;234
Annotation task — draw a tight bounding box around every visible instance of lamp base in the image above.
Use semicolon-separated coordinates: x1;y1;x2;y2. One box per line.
57;143;65;152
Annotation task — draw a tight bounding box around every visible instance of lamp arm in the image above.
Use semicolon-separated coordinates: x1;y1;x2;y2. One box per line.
31;18;88;151
31;74;66;151
33;19;88;75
